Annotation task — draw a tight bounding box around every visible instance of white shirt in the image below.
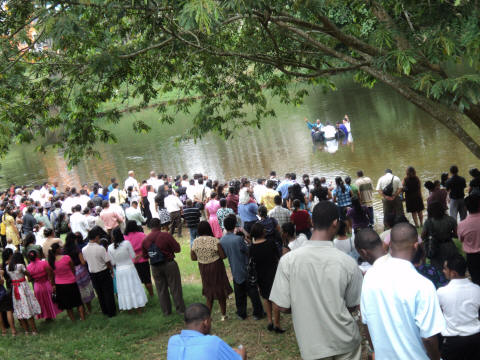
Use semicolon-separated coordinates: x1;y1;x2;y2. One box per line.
287;233;308;251
437;278;480;336
186;185;196;200
124;176;139;191
322;125;337;139
361;257;445;360
30;189;42;203
333;236;355;255
61;196;76;214
147;177;160;192
78;195;91;210
376;173;402;194
125;206;146;226
69;212;89;240
82;242;110;273
253;184;267;204
164;194;183;213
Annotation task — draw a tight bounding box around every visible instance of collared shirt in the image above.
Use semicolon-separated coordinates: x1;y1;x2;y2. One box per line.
361;257;445;360
82;242;110;273
287;233;308;251
260;188;279;212
220;233;248;284
457;213;480;253
268;205;291;227
270;241;363;360
165;194;183;213
355;176;374;207
125;206;146;226
142;229;180;261
167;329;241;360
100;208;124;230
437;278;480;336
69;212;89;240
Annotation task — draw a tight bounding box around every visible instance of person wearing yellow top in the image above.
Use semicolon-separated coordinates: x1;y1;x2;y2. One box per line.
4;206;20;249
260;180;279;212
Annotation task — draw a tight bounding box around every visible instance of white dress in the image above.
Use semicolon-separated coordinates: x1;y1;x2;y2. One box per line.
107;241;147;310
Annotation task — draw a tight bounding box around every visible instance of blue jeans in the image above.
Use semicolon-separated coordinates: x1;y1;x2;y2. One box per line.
189;227;198;247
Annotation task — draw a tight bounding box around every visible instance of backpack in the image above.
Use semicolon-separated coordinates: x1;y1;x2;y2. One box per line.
148;242;165;265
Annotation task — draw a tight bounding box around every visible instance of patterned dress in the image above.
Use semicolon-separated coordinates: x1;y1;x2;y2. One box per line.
7;264;41;319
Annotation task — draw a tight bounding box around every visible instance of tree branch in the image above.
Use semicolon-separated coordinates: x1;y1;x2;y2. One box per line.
118;38;174;59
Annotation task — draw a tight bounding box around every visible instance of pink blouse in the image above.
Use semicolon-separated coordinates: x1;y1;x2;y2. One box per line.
27;259;49;283
54;255;76;284
125;232;148;263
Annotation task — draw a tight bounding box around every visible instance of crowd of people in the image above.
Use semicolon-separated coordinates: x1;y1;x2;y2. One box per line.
0;166;479;360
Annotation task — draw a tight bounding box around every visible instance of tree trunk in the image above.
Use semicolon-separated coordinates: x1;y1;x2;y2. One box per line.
363;66;480;159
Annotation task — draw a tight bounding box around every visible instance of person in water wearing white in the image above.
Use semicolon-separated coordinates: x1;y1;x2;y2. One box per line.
322;122;337;140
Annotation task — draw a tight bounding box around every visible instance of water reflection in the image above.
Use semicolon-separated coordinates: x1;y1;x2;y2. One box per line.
1;79;478;222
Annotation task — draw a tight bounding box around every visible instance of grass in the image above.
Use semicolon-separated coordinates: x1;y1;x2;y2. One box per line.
1;234;300;360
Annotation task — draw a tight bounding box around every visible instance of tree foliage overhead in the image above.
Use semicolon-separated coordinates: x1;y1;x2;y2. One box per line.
1;0;480;165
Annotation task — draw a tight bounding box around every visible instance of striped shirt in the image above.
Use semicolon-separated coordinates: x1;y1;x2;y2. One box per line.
183;207;201;228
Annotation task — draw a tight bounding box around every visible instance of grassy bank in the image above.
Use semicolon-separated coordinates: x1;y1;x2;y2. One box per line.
1;235;300;360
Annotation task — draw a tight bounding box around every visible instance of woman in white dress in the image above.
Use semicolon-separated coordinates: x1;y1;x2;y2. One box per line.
108;227;147;312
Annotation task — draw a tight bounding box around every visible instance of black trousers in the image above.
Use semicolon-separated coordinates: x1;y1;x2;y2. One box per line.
467;252;480;286
233;280;264;319
90;269;116;317
442;333;480;360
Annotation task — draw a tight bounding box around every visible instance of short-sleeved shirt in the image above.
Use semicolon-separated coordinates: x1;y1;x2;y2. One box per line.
268;206;291;227
446;175;466;199
183;207;201;228
142;230;180;261
260;189;279;212
192;236;220;264
437;278;480;336
124;232;148;264
167;330;241;360
238;203;258;223
53;255;76;284
376;173;402;194
269;241;363;360
220;233;248;284
332;185;352;207
457;213;480;253
361;257;445;360
290;210;310;232
82;242;110;273
355;177;374;207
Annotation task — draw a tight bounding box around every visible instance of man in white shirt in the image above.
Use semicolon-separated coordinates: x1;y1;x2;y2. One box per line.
69;204;89;240
78;189;91;210
437;254;480;360
270;201;363;360
322;122;337;139
124;170;139;192
82;226;116;317
164;189;184;237
186;179;196;201
30;186;42;204
147;171;160;192
61;192;77;215
361;223;445;360
109;183;126;205
39;182;50;206
125;200;146;226
108;197;125;231
253;179;267;204
376;169;404;228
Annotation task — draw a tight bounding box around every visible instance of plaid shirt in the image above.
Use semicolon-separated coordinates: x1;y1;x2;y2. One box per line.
268;205;292;227
333;185;352;207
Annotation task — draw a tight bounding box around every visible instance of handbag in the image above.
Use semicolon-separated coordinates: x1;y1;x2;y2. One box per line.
383;176;395;197
247;257;258;287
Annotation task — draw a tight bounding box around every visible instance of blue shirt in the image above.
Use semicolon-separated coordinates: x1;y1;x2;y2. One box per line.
276;180;292;199
339;124;348;136
220;233;248;284
238;202;258;223
167;330;241;360
306;122;324;130
332;185;352;207
361;257;445;360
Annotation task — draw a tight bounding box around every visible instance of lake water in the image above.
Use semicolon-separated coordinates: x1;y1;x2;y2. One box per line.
1;78;478;222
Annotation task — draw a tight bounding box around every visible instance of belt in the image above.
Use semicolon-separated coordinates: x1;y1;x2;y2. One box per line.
11;278;26;300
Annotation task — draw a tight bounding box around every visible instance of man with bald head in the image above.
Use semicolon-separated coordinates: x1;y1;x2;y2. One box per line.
361;223;445;360
124;170;139;192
